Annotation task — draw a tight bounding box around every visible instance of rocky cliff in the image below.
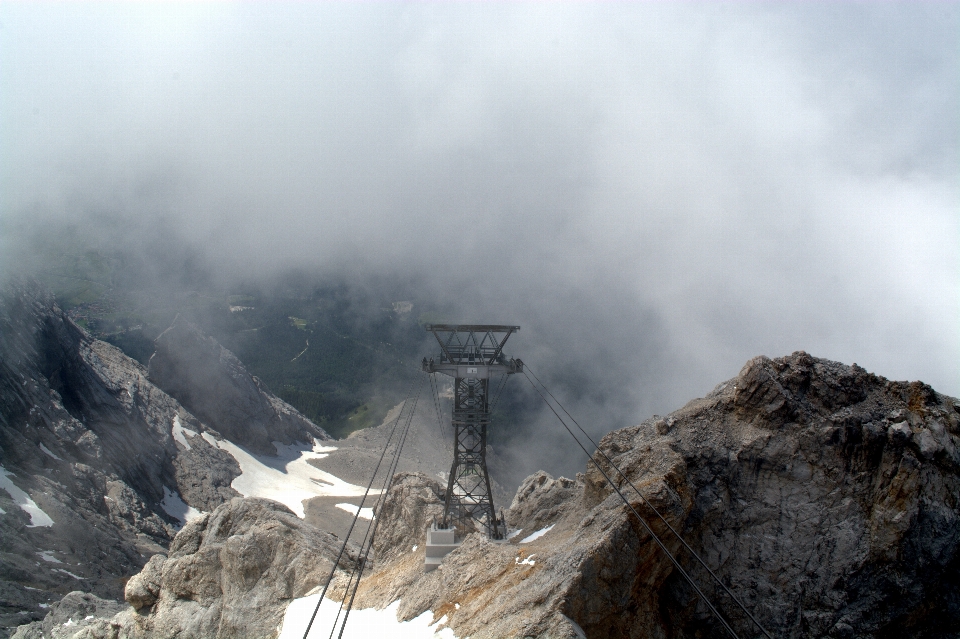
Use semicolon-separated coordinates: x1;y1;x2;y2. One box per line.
0;283;332;637
350;353;959;638
8;291;959;639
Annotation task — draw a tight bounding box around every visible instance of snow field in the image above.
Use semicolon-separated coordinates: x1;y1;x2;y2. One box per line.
39;443;62;461
202;435;378;518
520;524;554;543
278;595;455;639
336;503;375;520
161;486;203;524
171;415;194;450
0;464;54;527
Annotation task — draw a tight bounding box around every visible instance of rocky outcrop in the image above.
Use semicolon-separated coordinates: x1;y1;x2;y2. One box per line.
371;472;445;564
11;591;126;639
352;353;960;639
0;284;241;636
115;498;357;639
147;316;330;456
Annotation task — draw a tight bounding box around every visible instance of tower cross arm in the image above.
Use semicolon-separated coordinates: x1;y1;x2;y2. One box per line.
424;325;520;365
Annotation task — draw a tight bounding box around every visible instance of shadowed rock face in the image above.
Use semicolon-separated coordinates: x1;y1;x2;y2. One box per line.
0;285;240;636
10;591;126;639
352;353;960;639
147;316;330;456
0;284;182;634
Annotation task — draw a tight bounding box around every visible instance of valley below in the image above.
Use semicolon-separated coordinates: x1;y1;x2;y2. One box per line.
1;281;959;638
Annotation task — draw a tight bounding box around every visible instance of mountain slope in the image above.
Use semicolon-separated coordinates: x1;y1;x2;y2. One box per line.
0;283;339;637
350;353;960;638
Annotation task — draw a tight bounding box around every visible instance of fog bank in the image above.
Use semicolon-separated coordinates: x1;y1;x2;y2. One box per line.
2;3;957;479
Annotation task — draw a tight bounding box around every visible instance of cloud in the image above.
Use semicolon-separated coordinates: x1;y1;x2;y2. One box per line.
2;2;957;480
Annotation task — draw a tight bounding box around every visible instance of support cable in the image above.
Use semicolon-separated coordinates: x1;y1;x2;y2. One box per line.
301;375;419;639
428;372;450;451
333;373;425;639
519;369;741;639
523;364;772;639
327;389;421;639
325;379;422;639
489;373;509;414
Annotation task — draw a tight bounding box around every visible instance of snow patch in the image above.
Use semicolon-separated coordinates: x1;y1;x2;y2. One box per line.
39;443;62;461
54;568;84;580
515;554;536;566
520;524;554;543
506;528;523;540
336;503;375;520
160;486;203;525
171;415;197;450
63;618;75;627
37;551;62;564
279;596;455;639
0;465;54;527
205;436;374;518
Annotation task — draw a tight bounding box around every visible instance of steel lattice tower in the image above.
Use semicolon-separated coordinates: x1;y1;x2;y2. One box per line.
422;325;522;540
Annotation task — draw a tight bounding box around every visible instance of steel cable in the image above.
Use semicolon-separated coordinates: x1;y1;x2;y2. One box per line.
325;378;423;639
333;373;425;639
327;391;419;639
428;373;450;451
301;375;419;639
519;369;742;639
523;364;772;639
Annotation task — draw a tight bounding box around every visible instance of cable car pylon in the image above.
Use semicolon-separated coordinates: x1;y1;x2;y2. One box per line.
421;324;522;571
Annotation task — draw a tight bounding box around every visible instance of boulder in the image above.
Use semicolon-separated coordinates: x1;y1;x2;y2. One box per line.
116;497;358;639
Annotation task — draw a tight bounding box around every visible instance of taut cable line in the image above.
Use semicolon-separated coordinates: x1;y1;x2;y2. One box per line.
519;369;742;639
523;364;773;639
301;375;419;639
428;372;450;450
333;373;425;639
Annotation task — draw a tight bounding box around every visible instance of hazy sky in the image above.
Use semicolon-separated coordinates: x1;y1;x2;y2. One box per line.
2;2;958;454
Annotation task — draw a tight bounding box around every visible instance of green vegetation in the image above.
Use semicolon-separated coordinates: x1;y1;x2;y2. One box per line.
21;238;436;439
16;234;546;447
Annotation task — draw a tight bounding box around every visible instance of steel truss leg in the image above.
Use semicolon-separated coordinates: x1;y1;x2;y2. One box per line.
441;377;503;539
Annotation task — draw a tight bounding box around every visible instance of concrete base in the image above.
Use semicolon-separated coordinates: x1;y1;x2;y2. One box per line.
424;524;459;573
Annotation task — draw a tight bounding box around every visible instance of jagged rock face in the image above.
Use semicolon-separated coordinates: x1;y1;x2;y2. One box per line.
354;353;960;639
372;472;445;565
11;591;126;639
508;470;582;534
114;498;357;639
0;284;241;637
147;316;329;456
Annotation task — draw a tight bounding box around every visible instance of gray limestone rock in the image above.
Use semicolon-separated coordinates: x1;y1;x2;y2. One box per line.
371;472;445;565
0;283;240;636
11;591;125;639
351;352;960;639
114;497;358;639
